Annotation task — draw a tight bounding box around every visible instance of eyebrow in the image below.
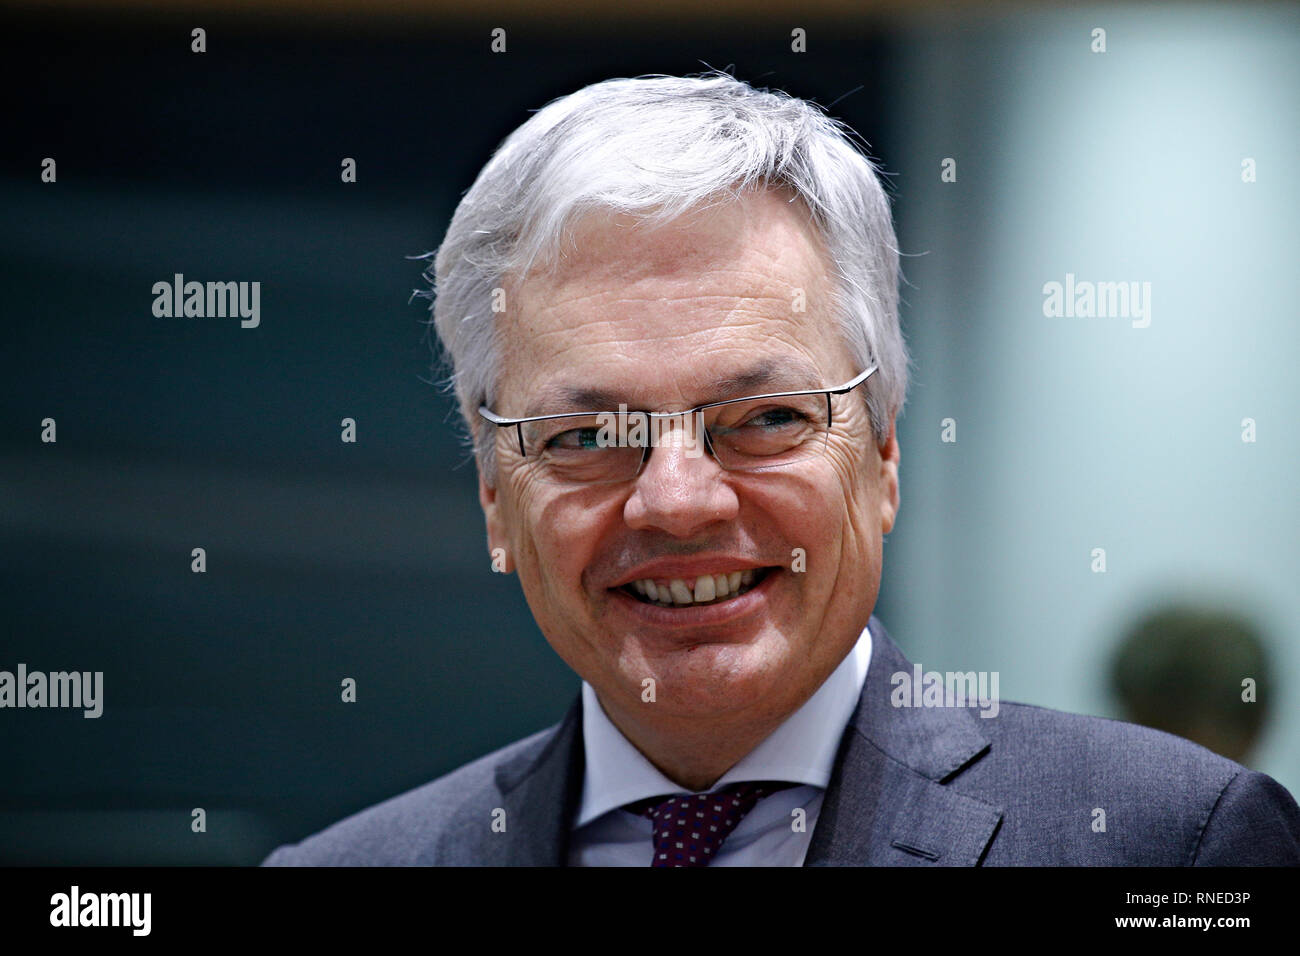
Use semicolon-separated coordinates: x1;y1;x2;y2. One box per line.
523;357;826;417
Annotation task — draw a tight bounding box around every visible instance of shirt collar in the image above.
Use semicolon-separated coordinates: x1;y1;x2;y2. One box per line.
573;621;873;828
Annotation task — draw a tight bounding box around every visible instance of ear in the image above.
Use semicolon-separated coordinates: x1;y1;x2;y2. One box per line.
478;468;515;575
877;418;900;535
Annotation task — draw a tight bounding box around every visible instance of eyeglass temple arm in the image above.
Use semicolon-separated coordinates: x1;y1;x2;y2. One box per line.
827;364;876;423
475;407;527;457
830;364;877;394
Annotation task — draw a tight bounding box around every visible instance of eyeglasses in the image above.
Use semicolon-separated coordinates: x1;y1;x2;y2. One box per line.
478;365;877;485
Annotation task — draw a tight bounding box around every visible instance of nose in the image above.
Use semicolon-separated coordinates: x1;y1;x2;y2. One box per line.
623;414;739;536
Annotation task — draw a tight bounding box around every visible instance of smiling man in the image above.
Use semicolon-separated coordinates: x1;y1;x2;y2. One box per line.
263;74;1300;867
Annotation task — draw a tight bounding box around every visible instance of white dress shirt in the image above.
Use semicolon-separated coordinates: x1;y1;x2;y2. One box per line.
568;621;873;866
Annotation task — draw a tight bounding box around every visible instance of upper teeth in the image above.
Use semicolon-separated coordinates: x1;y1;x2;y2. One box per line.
630;570;757;605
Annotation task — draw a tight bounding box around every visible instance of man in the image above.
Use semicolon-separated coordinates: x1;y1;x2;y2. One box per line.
264;73;1300;866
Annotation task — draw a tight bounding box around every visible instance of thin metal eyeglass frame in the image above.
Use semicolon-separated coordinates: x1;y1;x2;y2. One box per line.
476;365;879;474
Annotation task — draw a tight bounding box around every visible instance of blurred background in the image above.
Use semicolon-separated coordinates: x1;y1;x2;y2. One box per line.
2;0;1296;864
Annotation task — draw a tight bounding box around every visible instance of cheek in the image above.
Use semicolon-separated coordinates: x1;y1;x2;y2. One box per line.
819;439;880;553
736;468;845;573
513;482;617;592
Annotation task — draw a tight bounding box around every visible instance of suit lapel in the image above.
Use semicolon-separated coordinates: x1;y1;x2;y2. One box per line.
484;695;585;865
804;618;1003;866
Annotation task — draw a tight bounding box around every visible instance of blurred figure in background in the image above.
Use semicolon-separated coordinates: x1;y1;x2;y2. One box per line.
1110;605;1272;765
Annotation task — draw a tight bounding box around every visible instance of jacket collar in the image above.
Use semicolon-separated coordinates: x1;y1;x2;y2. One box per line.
490;695;585;865
495;616;1002;865
803;617;1002;865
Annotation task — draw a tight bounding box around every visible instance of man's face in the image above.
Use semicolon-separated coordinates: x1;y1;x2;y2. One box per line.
479;188;900;729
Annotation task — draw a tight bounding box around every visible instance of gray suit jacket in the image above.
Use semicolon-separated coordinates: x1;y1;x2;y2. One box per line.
263;616;1300;865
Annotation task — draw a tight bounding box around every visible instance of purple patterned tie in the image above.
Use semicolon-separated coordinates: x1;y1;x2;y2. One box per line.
625;781;795;867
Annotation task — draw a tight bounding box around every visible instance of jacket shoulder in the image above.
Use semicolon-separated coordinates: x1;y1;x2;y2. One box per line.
962;702;1300;864
261;723;558;866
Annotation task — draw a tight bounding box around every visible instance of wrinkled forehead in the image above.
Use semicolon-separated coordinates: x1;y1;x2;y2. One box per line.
498;190;848;415
515;185;827;293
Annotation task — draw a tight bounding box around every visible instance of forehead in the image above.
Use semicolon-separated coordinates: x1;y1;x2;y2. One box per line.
502;189;847;415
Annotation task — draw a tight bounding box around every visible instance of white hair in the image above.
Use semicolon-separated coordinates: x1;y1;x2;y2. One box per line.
417;72;908;485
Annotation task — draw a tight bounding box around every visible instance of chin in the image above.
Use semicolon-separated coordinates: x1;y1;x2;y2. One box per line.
634;639;791;711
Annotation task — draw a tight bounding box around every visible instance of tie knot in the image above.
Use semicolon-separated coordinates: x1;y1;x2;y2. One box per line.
624;780;795;867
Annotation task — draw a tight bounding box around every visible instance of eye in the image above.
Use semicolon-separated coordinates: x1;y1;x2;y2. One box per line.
737;406;809;429
546;426;603;451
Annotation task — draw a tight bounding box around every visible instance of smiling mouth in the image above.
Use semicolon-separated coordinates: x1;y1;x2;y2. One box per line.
616;568;774;608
